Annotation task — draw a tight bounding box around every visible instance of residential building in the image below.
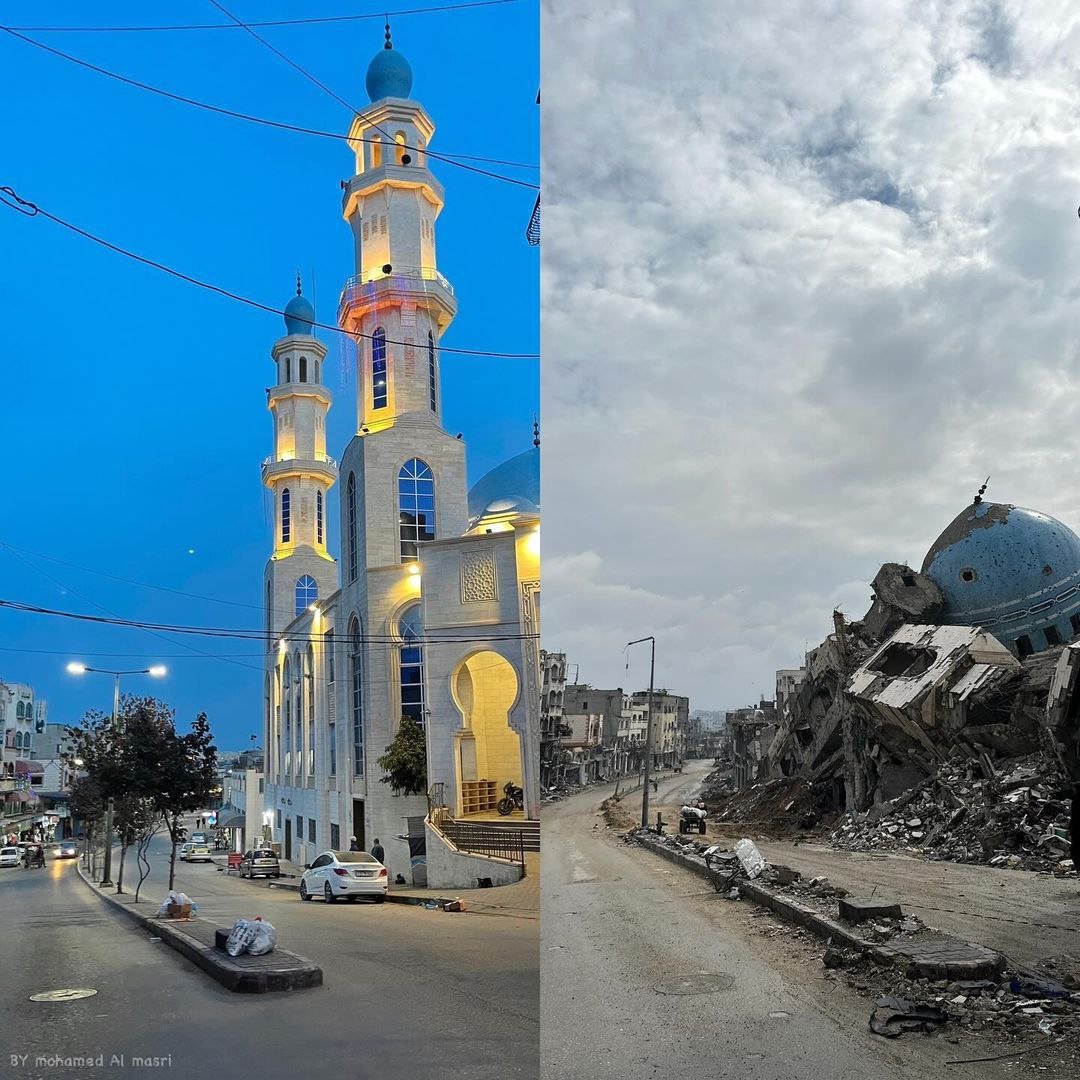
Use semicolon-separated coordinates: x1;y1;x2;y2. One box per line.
220;767;266;853
630;689;689;768
540;650;566;789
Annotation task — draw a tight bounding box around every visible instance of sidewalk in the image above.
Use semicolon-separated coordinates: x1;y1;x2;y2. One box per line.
221;852;540;919
722;834;1080;972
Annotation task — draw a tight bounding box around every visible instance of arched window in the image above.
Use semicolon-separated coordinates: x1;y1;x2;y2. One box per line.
371;135;382;168
294;652;303;779
372;328;388;410
347;473;358;582
14;731;21;750
295;575;318;615
299;355;308;383
16;702;24;720
349;616;364;777
281;488;291;544
285;357;291;382
395;131;408;165
307;643;316;776
427;331;437;412
282;657;291;777
315;360;321;383
316;490;324;545
398;603;425;731
398;458;435;561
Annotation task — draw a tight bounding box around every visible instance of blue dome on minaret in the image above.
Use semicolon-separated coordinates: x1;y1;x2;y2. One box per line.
366;22;413;101
284;276;315;336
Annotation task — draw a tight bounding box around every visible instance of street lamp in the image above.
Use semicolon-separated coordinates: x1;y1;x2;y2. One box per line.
66;662;167;887
626;637;656;830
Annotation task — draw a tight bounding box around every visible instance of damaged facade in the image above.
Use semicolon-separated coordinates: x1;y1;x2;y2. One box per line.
759;499;1080;817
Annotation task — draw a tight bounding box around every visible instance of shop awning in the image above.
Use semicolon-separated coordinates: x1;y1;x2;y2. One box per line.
216;810;246;830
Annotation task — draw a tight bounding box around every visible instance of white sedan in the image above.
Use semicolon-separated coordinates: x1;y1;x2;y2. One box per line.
0;846;20;868
299;850;388;903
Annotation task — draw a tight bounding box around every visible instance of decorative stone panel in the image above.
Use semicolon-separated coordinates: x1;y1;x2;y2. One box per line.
461;550;498;603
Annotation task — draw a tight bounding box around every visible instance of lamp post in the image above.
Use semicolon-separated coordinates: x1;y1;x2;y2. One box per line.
626;637;656;829
66;662;166;887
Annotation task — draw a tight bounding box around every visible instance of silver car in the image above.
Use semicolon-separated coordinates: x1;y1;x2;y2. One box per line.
239;848;280;879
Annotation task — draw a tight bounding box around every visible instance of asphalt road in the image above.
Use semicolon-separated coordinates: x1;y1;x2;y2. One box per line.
541;770;999;1080
0;827;538;1080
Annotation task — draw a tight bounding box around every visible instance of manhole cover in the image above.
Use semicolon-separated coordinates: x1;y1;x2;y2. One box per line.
30;989;98;1002
653;973;734;996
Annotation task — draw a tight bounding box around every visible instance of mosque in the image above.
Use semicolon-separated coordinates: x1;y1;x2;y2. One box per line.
751;488;1080;810
258;29;539;887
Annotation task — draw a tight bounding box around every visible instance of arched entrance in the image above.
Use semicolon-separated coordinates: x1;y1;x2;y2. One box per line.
452;652;521;817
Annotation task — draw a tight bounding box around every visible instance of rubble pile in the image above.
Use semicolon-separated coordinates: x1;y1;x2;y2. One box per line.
704;775;824;834
828;751;1076;871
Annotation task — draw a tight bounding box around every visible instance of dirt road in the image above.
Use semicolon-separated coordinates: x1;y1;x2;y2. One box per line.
541;777;1009;1080
651;761;1080;971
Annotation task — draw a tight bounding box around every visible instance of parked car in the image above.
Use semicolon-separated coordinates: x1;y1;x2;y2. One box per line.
239;848;280;879
0;846;20;868
186;843;213;863
189;831;209;846
178;842;194;861
299;850;387;903
52;840;78;859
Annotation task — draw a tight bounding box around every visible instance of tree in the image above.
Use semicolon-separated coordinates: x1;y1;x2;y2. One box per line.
376;715;427;796
133;810;164;903
68;773;104;872
112;795;158;896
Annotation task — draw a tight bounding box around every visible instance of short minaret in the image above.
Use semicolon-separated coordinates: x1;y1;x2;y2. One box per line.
338;20;458;433
262;280;339;643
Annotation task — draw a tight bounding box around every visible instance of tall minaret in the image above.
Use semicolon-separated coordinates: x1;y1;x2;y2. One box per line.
262;279;340;643
339;20;458;434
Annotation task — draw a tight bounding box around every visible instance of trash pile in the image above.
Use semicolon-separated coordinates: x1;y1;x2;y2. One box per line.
829;751;1076;872
156;891;197;920
225;916;276;956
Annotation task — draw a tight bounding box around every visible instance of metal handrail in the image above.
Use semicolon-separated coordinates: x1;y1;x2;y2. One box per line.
339;265;454;298
261;454;338;470
432;816;525;866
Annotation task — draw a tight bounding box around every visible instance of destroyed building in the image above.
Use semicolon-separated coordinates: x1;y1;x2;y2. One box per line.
761;497;1080;816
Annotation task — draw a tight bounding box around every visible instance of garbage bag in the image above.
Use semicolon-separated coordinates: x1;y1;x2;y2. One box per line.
734;838;767;879
156;890;190;917
248;920;277;956
226;918;258;957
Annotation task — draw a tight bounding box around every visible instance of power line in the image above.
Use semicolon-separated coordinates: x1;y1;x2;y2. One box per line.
0;598;540;646
0;546;263;673
0;26;538;172
0;540;264;613
200;1;537;188
0;185;540;360
8;1;523;33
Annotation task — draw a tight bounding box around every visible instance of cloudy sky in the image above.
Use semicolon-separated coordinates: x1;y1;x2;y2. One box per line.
542;0;1080;709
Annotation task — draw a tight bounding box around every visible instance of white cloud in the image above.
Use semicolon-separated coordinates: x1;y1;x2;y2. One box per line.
541;0;1080;707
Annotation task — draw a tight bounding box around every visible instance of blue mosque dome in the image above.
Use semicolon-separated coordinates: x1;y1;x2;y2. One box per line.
921;499;1080;656
468;447;540;524
284;287;315;336
366;35;413;102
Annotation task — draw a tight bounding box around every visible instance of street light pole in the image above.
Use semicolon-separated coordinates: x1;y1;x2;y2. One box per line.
626;636;656;829
66;662;166;888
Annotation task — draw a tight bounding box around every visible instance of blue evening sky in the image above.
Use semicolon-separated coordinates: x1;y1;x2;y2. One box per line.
0;1;538;748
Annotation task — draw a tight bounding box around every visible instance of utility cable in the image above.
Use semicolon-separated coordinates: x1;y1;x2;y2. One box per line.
201;0;536;188
0;598;540;646
0;185;539;360
8;2;523;33
0;27;537;172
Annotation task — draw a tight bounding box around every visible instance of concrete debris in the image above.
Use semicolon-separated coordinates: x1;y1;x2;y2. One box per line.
827;751;1074;871
734;838;767;878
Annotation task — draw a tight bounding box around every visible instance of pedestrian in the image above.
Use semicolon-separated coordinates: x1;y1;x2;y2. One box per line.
371;838;385;864
652;779;659;794
349;835;361;852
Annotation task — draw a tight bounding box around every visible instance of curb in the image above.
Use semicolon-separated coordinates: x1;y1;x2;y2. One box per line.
634;834;1004;980
76;864;323;993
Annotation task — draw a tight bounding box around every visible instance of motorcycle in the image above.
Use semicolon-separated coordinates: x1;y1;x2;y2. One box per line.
497;781;524;816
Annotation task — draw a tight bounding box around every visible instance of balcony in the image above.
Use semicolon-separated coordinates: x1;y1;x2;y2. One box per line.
261;453;338;485
337;266;457;330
